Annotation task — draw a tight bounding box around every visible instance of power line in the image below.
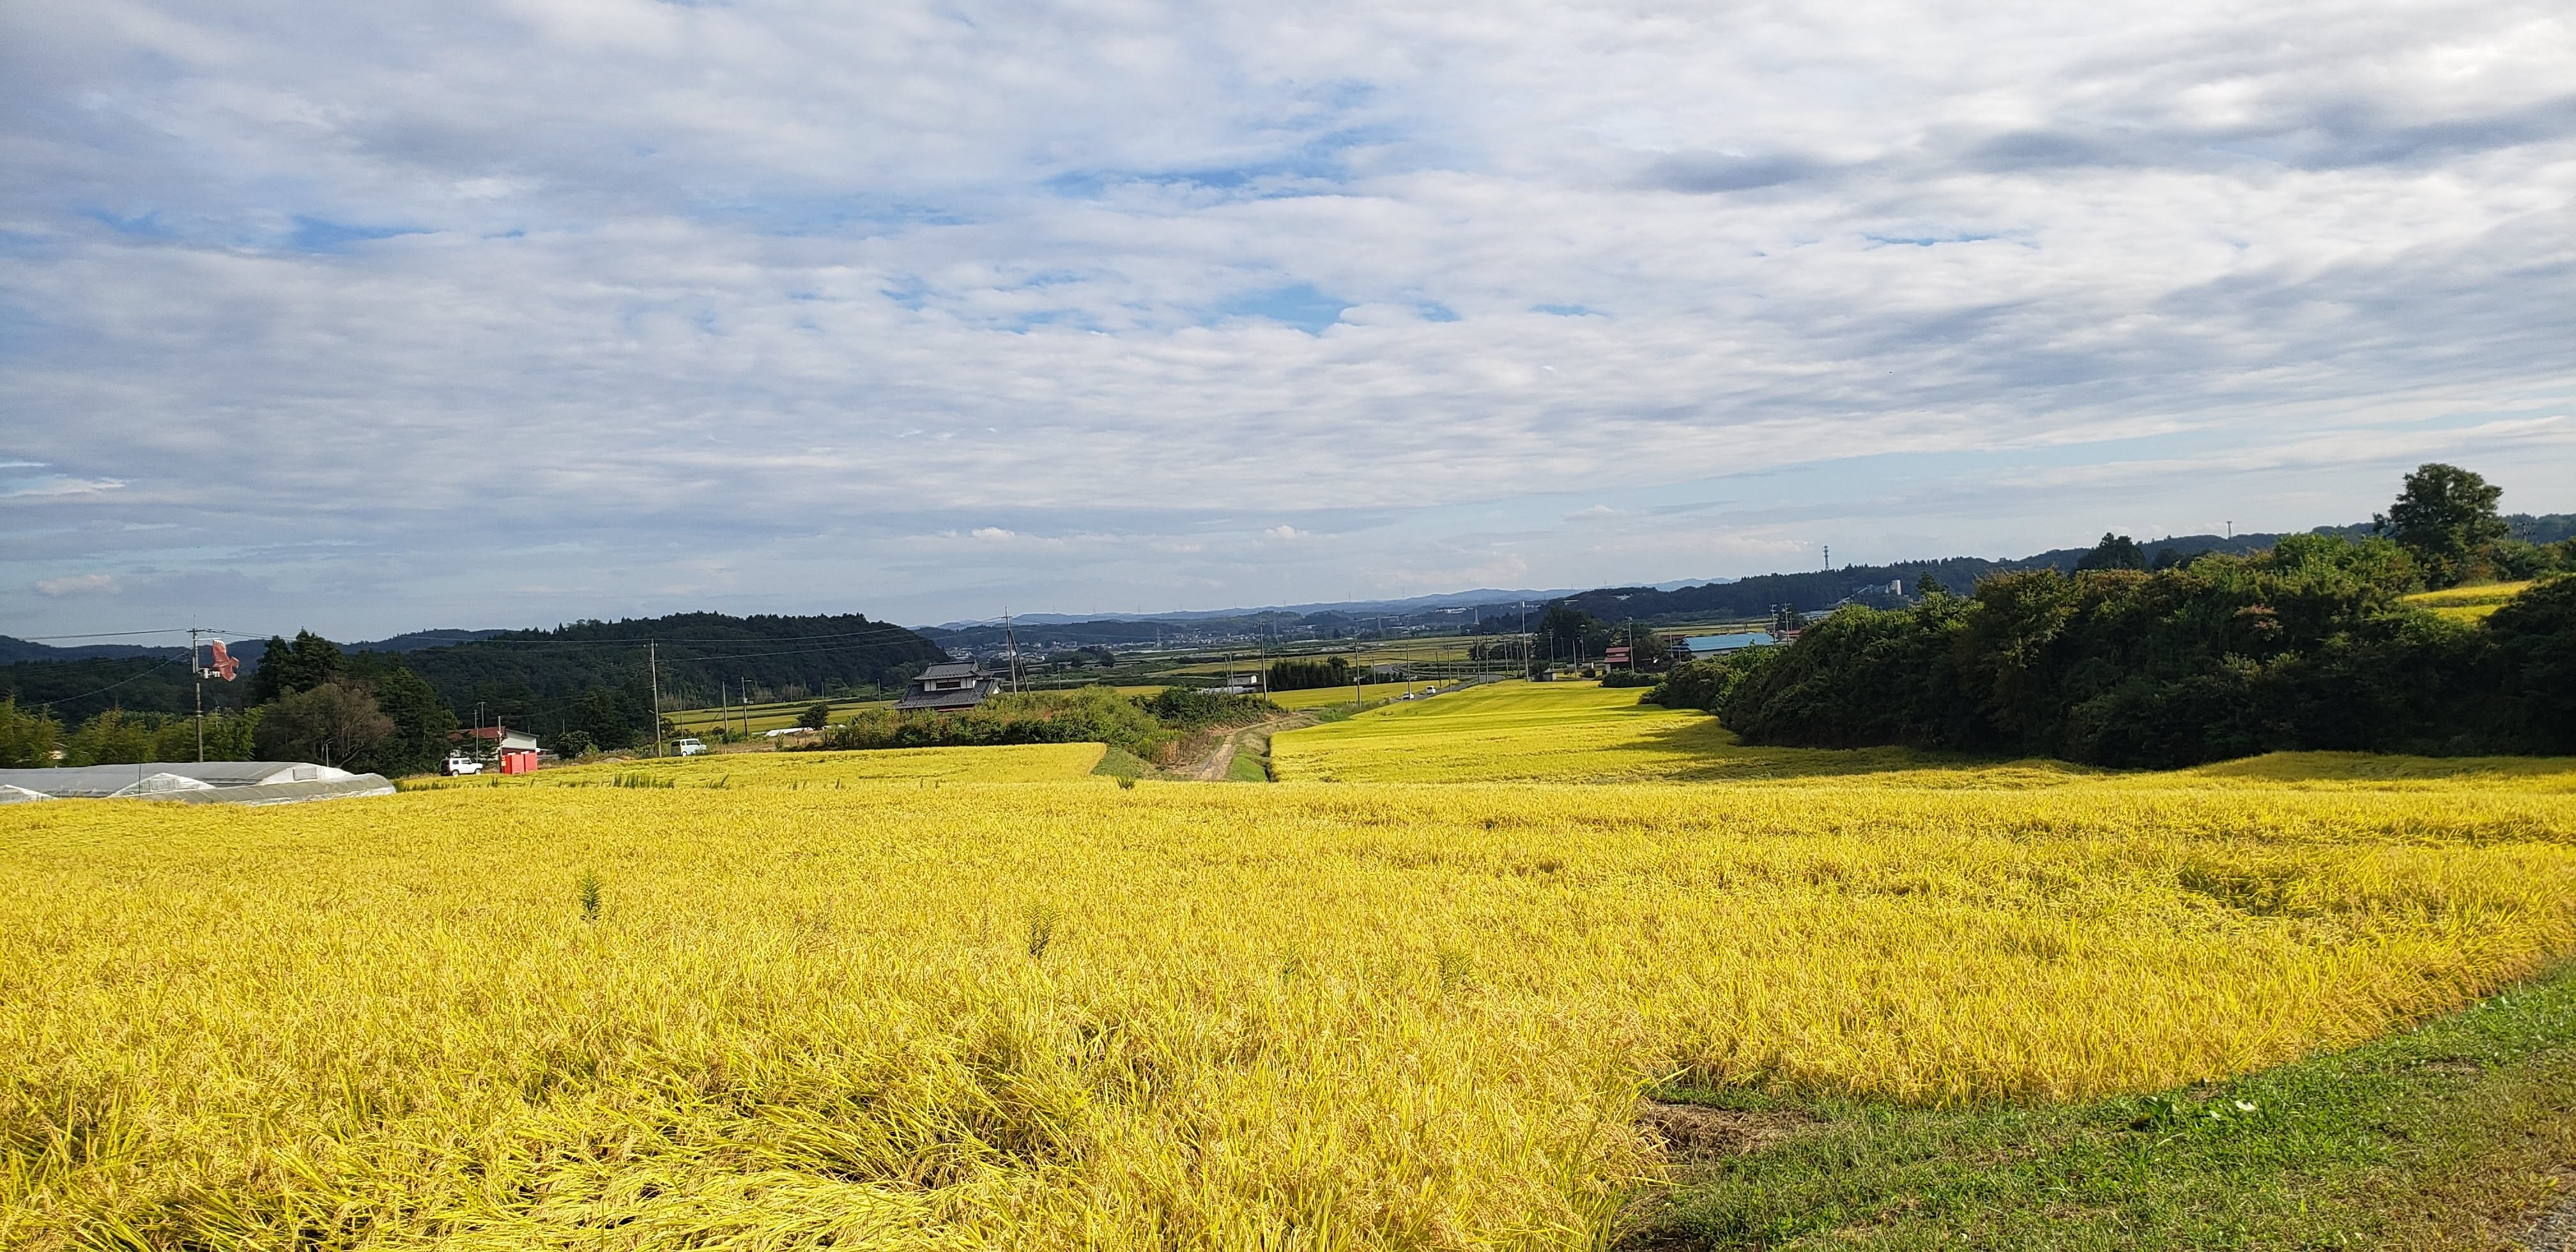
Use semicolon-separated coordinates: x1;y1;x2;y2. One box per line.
10;627;267;642
13;657;189;708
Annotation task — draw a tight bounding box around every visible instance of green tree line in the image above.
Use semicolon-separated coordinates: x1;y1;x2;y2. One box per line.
0;630;457;774
801;686;1279;765
1646;465;2576;766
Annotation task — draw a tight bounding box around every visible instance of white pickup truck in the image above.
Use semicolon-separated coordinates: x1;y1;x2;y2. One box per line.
675;738;709;756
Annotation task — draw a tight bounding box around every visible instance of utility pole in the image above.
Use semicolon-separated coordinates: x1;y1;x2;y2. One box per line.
1002;608;1021;694
1824;544;1831;570
188;628;204;761
648;641;664;758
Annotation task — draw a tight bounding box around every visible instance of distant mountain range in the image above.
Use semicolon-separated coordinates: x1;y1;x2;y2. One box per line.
0;618;930;726
927;587;1591;630
0;628;498;668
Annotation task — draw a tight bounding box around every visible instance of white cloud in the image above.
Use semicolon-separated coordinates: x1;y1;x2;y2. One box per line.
1;0;2570;633
36;573;118;596
2;475;125;498
1264;525;1310;541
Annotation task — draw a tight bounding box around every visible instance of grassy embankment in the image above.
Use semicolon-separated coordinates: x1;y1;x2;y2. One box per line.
1633;962;2576;1248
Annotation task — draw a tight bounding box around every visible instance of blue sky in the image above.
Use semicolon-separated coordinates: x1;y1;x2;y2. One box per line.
3;0;2571;638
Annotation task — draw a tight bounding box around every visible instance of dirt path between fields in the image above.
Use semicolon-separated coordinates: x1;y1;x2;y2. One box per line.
1187;714;1315;782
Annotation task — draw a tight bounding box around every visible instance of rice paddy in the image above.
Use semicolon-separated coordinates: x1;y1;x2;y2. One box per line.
7;681;2575;1248
2404;579;2538;623
1266;681;1433;712
1269;682;2090;786
399;742;1108;790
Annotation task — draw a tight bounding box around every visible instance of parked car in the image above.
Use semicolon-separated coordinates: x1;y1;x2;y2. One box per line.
675;738;709;756
441;754;484;776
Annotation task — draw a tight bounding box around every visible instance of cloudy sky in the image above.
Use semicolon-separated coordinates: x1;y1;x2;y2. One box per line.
4;0;2572;638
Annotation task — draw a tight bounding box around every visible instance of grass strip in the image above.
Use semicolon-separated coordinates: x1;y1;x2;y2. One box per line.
1089;744;1153;779
1636;963;2576;1249
1224;745;1271;781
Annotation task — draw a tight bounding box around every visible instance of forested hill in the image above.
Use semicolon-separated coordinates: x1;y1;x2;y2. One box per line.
0;637;168;665
395;613;945;717
1534;515;2573;627
2;613;944;729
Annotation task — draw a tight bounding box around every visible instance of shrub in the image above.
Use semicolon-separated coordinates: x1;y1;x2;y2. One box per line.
805;687;1179;760
1643;649;1779;712
1138;687;1279;729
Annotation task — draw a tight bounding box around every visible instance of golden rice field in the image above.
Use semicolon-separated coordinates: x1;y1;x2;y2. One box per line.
1270;682;2090;786
401;742;1108;790
10;682;2576;1248
1266;681;1428;712
2404;578;2536;623
1273;680;2576;791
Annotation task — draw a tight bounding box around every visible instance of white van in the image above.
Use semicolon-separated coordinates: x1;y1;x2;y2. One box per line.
674;738;709;756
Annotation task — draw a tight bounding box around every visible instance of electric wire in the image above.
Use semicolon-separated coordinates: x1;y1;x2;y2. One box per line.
15;657;190;709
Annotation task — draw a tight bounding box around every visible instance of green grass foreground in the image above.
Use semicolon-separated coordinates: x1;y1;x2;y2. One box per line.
1631;963;2576;1249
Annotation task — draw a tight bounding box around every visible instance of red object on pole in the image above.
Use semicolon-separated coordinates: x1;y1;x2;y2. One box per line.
206;639;238;681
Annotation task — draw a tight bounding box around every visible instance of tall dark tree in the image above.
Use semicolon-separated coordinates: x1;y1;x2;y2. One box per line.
2376;462;2506;589
2485;577;2576;753
349;660;459;776
1268;656;1353;691
571;684;643;750
1537;604;1613;659
254;682;392;768
63;709;158;766
2074;533;2146;571
0;698;61;768
250;630;346;705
